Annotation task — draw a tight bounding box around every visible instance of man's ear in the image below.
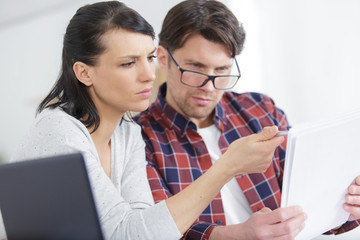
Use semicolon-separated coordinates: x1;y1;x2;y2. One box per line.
156;46;169;71
73;61;92;86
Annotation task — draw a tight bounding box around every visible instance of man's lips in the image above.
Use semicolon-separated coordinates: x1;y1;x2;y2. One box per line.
192;96;212;106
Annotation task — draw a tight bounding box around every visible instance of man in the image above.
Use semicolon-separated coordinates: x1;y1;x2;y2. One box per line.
136;0;360;239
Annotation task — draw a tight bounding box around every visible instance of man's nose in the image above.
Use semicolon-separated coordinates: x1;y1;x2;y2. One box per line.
200;77;216;91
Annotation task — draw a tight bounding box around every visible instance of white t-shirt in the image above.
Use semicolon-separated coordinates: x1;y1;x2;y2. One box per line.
0;108;181;240
197;124;253;225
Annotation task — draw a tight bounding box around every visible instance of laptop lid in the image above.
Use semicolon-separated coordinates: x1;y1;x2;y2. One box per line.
0;153;104;240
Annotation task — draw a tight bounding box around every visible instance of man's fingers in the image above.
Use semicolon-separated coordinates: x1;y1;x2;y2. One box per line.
272;221;306;240
264;206;304;224
253;126;285;147
351;176;360;186
272;211;307;237
251;206;306;240
254;126;278;141
349;183;360;195
344;202;360;221
346;194;360;205
258;207;272;214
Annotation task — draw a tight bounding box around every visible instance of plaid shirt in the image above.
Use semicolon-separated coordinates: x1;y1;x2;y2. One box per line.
135;83;359;239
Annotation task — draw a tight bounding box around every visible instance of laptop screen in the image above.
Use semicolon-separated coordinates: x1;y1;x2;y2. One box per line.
0;153;104;239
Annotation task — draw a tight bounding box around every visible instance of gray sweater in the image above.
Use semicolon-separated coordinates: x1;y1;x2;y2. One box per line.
0;108;181;240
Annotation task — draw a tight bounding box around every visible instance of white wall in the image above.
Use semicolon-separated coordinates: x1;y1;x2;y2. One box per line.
0;0;359;238
230;1;360;239
0;0;185;162
231;0;360;126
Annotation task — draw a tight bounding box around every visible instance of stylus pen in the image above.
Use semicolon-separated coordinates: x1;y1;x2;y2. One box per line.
276;131;289;136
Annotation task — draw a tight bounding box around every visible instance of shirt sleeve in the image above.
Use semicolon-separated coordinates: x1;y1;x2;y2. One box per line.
145;137;217;240
324;220;360;235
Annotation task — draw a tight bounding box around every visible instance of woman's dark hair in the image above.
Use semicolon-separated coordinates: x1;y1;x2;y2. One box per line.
38;1;155;132
159;0;245;57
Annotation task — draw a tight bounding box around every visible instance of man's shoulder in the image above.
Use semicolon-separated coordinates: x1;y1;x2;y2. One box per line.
135;106;152;122
134;103;161;128
223;91;274;103
222;91;276;110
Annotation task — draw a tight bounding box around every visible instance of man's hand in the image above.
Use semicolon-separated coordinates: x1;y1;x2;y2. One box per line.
209;206;306;240
344;175;360;221
220;126;285;176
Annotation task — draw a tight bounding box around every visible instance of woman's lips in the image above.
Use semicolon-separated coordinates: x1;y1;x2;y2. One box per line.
136;88;152;98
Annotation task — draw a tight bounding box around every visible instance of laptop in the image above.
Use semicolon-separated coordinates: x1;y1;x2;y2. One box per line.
0;153;104;240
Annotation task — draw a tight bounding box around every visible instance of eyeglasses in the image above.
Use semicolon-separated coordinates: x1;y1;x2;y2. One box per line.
167;48;241;90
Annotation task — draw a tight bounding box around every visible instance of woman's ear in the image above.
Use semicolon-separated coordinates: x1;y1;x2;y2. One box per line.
73;62;92;86
156;46;169;71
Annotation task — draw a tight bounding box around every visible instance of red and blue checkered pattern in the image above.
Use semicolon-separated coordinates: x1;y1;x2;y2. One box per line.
135;83;359;239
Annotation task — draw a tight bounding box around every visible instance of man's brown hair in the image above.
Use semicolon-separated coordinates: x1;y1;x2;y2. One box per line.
159;0;246;57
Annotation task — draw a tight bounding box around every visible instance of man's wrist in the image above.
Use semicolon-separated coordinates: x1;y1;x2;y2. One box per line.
208;223;249;240
208;225;224;240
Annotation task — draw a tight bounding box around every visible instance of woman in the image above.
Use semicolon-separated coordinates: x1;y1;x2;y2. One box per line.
0;2;284;239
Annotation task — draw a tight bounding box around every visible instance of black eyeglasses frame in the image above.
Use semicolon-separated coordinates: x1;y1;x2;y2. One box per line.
166;48;241;90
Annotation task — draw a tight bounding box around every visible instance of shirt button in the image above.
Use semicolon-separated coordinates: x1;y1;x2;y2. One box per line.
216;220;222;224
197;147;203;152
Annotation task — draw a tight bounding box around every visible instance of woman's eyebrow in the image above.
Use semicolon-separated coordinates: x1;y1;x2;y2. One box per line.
118;47;157;59
148;47;157;55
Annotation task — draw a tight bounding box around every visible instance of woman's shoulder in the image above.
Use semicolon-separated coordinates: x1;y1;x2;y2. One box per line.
36;107;83;126
12;107;93;161
115;119;142;139
113;119;144;153
34;107;90;137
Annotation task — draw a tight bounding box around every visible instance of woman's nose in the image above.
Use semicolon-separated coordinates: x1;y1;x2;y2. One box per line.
139;61;156;82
